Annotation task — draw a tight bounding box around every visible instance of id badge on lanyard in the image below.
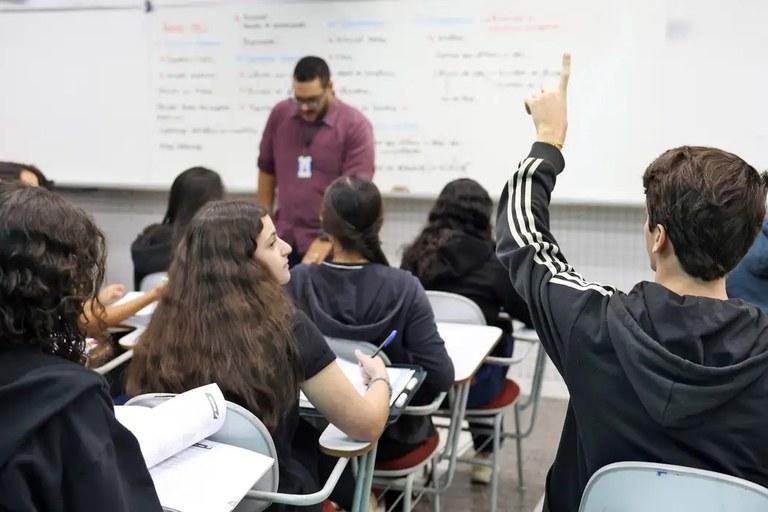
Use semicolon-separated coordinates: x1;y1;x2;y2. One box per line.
297;155;313;179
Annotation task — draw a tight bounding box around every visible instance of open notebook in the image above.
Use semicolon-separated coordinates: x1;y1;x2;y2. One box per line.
115;384;273;512
299;358;417;409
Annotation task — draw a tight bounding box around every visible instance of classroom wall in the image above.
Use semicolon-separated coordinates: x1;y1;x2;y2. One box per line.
60;188;651;398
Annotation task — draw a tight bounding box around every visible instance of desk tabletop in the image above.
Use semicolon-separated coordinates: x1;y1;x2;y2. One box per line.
118;325;145;349
437;322;502;383
319;424;373;458
514;327;540;343
114;291;154;329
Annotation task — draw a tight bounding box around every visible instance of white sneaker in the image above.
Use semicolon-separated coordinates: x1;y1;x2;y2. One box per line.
368;493;384;512
471;463;493;484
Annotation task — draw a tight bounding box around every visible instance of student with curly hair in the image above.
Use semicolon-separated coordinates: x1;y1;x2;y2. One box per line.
0;183;162;511
401;178;532;483
126;200;390;511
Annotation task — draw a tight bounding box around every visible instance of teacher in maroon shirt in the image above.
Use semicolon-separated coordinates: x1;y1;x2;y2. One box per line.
257;56;375;266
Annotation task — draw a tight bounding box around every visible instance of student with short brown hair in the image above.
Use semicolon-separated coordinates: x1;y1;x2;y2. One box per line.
496;54;768;511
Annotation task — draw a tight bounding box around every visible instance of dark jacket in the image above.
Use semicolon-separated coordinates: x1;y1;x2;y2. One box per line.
289;262;454;452
496;143;768;511
409;232;532;329
727;221;768;313
0;347;162;512
404;232;533;406
130;223;173;290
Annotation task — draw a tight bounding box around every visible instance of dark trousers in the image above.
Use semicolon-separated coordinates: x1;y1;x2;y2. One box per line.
466;364;507;452
466;333;514;452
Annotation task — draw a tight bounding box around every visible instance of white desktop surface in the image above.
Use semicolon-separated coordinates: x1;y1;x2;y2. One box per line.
437;322;502;383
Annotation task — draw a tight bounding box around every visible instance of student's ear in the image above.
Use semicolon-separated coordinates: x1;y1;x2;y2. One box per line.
651;224;668;255
327;80;335;97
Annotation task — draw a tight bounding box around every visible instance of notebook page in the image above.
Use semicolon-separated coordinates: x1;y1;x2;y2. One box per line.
150;439;274;512
299;359;415;408
115;383;226;468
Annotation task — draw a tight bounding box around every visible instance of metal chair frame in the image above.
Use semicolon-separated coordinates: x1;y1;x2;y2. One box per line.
426;290;547;512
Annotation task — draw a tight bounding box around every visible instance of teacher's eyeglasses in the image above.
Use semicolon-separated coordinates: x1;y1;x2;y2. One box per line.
291;92;325;110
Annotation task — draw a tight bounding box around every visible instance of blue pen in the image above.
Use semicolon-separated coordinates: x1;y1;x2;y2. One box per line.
371;330;397;358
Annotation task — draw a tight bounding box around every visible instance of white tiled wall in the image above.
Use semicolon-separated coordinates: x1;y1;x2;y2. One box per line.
61;188;652;398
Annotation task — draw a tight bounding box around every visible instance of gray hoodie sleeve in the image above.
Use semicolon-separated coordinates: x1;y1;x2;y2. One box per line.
494;142;616;381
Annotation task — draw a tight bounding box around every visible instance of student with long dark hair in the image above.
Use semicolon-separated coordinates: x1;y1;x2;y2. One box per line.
290;177;455;464
0;183;162;511
131;166;224;290
126;200;390;511
401;178;532;483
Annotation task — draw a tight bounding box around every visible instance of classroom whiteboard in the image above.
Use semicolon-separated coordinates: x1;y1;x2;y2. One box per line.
1;0;766;203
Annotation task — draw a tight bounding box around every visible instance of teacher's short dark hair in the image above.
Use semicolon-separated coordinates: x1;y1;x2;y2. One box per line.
294;56;331;87
643;146;768;281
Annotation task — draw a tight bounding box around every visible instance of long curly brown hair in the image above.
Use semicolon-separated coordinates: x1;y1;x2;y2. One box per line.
0;183;105;363
126;200;301;431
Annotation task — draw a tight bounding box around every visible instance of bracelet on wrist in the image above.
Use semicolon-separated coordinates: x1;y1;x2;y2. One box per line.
540;140;563;150
368;376;392;398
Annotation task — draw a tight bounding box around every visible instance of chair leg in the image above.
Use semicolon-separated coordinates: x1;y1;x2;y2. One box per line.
514;405;525;491
431;461;440;512
403;473;415;512
490;413;502;512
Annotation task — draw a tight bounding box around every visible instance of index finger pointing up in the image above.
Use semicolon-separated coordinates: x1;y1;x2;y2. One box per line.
559;53;571;93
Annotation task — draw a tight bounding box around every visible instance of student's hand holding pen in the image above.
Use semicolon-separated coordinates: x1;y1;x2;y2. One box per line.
355;350;388;385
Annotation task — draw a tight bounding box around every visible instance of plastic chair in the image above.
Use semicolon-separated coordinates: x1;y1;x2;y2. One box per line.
424;291;485;325
426;290;544;510
125;393;349;512
579;461;768;512
139;271;168;292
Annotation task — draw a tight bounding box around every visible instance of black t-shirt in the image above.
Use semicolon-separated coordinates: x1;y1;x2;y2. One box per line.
269;310;336;511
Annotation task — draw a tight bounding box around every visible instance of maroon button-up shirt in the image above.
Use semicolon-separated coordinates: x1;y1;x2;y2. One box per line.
257;98;375;253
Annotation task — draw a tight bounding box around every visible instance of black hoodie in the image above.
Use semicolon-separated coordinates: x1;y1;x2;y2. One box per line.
0;347;162;511
130;223;173;290
407;232;532;330
289;262;455;453
496;143;768;511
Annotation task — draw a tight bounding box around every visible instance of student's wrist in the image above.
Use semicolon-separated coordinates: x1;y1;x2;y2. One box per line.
536;128;565;149
368;376;392;398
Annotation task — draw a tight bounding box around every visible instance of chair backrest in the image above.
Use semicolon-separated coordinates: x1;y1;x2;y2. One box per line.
324;336;392;365
139;271;168;292
426;290;486;325
125;393;278;512
579;461;768;512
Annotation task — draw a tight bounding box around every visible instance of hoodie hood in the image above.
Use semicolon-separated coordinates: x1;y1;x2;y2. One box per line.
607;281;768;428
0;348;104;466
289;262;419;344
422;233;494;287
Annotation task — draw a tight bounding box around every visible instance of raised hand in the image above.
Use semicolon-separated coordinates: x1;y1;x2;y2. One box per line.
524;53;571;149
